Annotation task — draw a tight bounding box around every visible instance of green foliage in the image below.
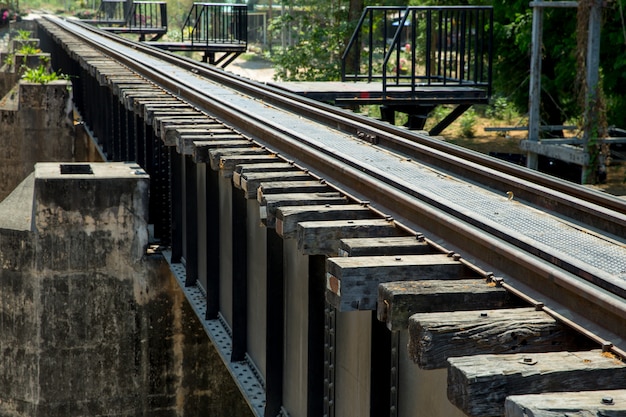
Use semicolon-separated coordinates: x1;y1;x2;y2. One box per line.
485;96;519;124
17;44;41;55
3;54;13;66
268;2;351;81
460;108;477;138
16;30;32;40
429;105;451;124
21;65;66;84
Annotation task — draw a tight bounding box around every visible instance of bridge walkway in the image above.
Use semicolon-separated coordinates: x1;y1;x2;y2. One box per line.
85;1;247;66
274;6;493;135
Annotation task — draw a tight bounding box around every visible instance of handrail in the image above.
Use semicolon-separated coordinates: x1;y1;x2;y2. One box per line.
94;0;127;23
126;1;167;32
181;3;247;46
93;0;167;40
342;6;493;97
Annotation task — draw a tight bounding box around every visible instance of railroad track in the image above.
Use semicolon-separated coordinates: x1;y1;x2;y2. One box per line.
39;14;626;417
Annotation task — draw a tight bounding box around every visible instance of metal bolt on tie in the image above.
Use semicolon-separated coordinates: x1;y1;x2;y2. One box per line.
602;397;614;405
519;357;537;365
480;312;488;317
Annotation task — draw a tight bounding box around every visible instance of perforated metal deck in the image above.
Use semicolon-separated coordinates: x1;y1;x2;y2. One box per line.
63;17;626;286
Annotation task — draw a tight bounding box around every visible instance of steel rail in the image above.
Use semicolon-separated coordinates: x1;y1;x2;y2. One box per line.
60;17;626;229
42;16;626;355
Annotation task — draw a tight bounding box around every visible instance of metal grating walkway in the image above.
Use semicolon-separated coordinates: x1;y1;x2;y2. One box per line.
60;16;626;286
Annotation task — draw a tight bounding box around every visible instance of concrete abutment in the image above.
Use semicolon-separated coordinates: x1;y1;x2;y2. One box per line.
0;162;250;416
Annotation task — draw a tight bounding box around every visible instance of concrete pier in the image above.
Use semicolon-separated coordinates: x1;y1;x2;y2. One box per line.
0;162;250;417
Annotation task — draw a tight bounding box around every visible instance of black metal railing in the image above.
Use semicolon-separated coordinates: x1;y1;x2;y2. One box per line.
181;3;247;46
94;0;128;24
342;6;493;96
92;0;167;40
126;1;167;32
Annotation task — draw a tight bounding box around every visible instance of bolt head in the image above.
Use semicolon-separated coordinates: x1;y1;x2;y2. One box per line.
602;397;614;405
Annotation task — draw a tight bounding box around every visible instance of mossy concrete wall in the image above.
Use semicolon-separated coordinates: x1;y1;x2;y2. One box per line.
0;80;75;202
0;162;252;417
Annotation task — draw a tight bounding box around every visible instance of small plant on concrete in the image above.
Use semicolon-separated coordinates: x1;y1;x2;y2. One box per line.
21;65;65;84
17;44;41;55
3;54;13;66
16;29;32;40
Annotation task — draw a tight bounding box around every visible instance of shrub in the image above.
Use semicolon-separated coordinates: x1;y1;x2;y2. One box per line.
460;108;477;138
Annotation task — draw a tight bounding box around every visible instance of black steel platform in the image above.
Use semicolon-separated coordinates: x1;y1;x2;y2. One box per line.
331;6;493;133
144;40;246;66
269;81;488;106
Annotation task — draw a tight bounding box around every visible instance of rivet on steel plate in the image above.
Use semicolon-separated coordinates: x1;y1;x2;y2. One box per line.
395;257;402;261
480;312;488;317
347;221;354;224
602;397;614;405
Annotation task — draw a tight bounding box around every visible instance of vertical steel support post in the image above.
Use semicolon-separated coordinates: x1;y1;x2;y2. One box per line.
265;230;284;417
206;168;220;319
582;0;603;183
426;9;432;85
134;112;144;168
370;312;391;417
527;3;543;170
170;151;183;263
160;2;167;29
389;331;399;417
308;255;326;417
123;105;133;161
185;155;199;287
231;188;248;362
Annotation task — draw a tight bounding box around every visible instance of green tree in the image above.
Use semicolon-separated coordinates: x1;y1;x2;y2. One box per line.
492;0;626;131
269;0;362;80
